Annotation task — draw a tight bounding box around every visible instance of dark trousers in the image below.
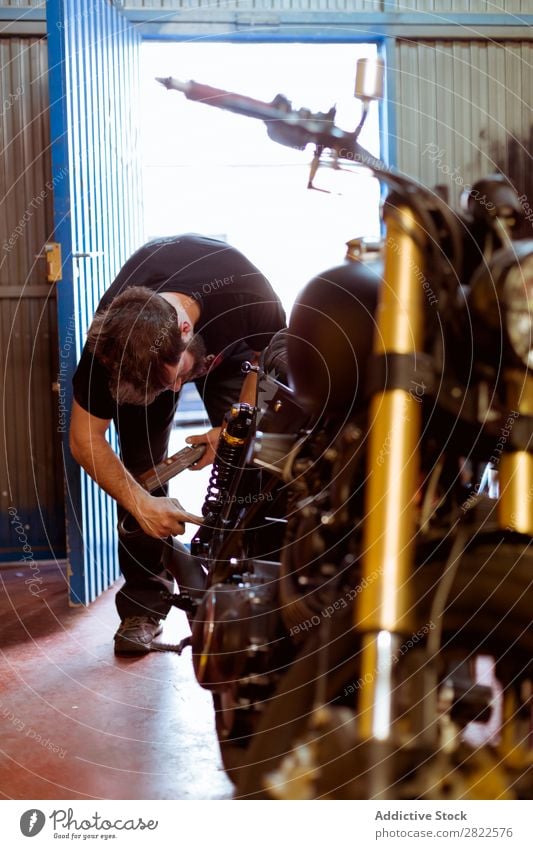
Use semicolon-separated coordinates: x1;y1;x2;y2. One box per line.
113;352;250;620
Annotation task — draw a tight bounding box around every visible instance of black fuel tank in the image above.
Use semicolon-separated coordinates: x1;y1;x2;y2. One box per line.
287;249;382;416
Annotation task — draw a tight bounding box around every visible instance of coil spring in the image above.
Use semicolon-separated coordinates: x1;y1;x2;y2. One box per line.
202;403;255;521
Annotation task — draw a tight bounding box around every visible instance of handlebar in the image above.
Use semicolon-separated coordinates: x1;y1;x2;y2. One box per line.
157;75;464;295
157;76;370;162
156;76;432;201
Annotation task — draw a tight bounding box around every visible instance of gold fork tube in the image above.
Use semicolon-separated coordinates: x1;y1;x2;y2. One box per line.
356;203;426;740
498;372;533;535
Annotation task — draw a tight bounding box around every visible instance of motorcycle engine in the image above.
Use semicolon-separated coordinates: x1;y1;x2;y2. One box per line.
192;560;283;692
191;559;290;750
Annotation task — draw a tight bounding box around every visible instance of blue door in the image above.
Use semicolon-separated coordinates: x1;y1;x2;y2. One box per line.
46;0;143;604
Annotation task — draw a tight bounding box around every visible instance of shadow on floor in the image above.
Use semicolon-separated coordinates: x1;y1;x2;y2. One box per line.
0;562;233;800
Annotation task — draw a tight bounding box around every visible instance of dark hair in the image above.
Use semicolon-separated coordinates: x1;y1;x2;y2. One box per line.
86;286;186;405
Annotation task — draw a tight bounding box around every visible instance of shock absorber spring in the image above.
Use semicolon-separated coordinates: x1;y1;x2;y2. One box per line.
192;404;255;557
203;403;255;518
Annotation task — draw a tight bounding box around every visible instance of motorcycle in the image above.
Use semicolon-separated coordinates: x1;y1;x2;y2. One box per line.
156;61;533;800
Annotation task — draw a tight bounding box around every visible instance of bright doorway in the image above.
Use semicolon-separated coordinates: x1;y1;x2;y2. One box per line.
141;41;382;316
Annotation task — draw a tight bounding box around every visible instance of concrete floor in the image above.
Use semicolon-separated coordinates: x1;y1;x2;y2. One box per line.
0;561;233;800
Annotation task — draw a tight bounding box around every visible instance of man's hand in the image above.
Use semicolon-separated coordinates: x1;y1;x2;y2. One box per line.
70;401;204;537
185;427;221;469
133;493;203;539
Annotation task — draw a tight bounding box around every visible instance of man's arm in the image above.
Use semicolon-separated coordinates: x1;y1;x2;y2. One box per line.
69;400;201;538
185;353;259;469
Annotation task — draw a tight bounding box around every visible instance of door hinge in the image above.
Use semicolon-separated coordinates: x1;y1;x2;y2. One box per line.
35;242;62;283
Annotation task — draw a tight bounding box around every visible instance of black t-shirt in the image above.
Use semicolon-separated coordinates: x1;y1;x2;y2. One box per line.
73;234;286;419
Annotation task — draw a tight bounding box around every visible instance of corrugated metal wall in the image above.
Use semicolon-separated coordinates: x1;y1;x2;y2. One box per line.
2;0;530;12
396;1;529;10
0;37;65;561
394;40;533;208
122;0;383;8
120;0;528;11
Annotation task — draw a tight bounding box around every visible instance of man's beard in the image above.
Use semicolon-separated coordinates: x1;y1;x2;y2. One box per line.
113;333;208;406
182;332;208;380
